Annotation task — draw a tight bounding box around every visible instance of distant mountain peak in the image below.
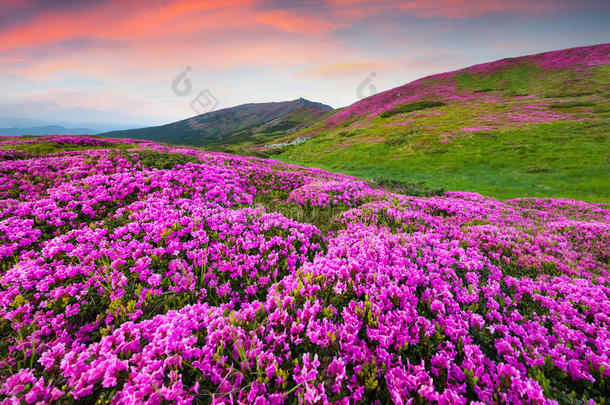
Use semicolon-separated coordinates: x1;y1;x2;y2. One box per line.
292;97;333;110
102;97;334;147
0;125;99;136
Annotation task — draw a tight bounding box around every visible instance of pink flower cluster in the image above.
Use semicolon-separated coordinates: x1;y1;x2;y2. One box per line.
0;137;609;403
287;180;373;207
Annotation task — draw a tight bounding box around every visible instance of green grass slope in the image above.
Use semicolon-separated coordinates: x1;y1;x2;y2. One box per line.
268;44;610;202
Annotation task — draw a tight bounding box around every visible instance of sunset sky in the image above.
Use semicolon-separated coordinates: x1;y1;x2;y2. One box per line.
1;0;609;131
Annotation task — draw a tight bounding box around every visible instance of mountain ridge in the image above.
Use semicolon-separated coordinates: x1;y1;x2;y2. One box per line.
0;125;99;136
102;98;333;147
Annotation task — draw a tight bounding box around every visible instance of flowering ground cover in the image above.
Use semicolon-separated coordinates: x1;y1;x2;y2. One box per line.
0;136;608;403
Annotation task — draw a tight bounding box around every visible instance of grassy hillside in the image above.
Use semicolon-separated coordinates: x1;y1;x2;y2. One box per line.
267;44;609;201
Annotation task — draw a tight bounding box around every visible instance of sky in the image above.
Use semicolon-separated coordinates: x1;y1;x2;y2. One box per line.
1;0;609;131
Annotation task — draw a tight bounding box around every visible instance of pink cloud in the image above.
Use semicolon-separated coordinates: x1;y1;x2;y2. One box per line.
296;62;392;78
255;9;343;35
329;0;576;19
397;0;554;19
0;0;355;79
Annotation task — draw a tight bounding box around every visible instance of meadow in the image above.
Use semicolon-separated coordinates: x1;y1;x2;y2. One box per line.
275;119;610;202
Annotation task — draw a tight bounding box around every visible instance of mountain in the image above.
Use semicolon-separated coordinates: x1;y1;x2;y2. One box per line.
102;98;333;148
266;44;610;201
0;125;98;136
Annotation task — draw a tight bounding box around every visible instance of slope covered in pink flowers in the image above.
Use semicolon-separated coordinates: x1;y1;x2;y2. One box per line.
317;44;609;130
1;136;608;404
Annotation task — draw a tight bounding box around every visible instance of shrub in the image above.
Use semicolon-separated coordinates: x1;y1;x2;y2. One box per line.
372;177;444;196
384;129;421;146
525;165;550;173
379;101;446;118
548;101;596;109
135;150;200;169
544;91;594;98
250;147;287;159
259;121;299;134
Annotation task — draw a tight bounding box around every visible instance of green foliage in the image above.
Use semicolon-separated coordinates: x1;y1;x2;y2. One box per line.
259;121;299;133
592;104;610;114
337;129;360;138
254;199;349;235
250;147;288;159
525;165;550;174
548;101;597;109
544;91;594;98
384;130;421;146
135;150;200;169
379;101;446;118
372;177;444;197
581;118;610;141
526;355;608;404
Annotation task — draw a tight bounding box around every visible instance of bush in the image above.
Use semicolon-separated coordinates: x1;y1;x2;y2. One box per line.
259;121;299;134
384;130;421;146
135;150;200;169
250;147;287;159
504;91;530;97
379;101;446;118
372;177;444;196
525;165;550;173
543;91;594;98
549;101;596;109
337;130;359;138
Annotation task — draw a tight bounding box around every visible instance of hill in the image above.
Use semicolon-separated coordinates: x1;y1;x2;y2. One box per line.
264;44;609;202
102;98;333;148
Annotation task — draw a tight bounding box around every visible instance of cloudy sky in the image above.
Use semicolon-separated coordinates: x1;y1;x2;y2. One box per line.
1;0;609;131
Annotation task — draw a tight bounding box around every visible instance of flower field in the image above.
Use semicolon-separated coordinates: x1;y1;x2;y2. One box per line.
0;136;609;404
